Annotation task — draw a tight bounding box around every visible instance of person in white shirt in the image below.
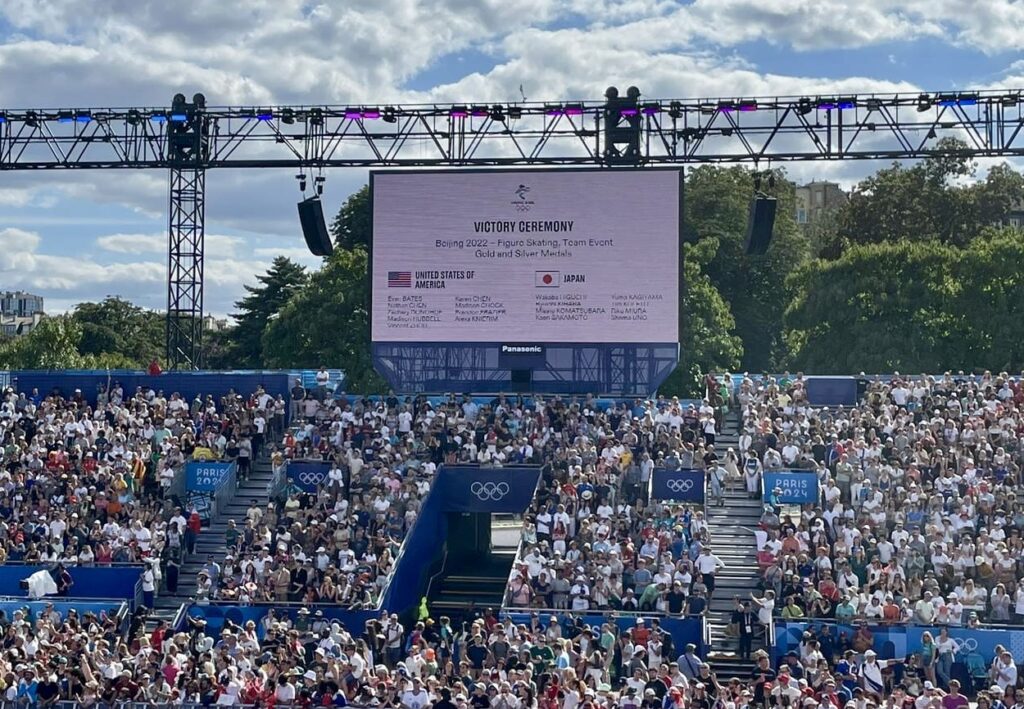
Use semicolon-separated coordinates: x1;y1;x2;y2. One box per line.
860;649;902;696
996;650;1018;692
696;548;725;599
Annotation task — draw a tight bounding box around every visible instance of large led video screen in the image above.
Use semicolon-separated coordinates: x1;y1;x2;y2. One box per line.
370;168;680;344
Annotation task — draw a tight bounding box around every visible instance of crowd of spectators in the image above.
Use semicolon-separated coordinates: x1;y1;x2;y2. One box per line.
0;381;279;602
736;372;1024;692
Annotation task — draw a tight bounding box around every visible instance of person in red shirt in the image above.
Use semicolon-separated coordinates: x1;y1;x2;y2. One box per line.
147;358;162;376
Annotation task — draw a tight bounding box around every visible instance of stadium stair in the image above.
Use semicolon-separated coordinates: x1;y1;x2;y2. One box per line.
148;456;275;629
428;528;519;621
704;410;766;679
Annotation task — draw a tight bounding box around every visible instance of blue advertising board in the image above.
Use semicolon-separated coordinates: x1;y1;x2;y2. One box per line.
651;468;705;503
185;461;234;492
763;471;819;504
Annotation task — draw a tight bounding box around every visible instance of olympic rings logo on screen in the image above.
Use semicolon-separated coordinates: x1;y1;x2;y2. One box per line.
666;478;695;493
471;481;511;501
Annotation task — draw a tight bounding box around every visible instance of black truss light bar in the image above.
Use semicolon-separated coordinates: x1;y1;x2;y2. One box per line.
0;89;1023;169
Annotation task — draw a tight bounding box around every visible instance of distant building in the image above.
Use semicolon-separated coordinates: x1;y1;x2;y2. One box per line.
795;181;848;226
203;315;230;332
0;291;44;318
0;312;43;338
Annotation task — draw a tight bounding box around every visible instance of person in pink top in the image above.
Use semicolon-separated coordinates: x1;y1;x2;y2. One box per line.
941;679;968;709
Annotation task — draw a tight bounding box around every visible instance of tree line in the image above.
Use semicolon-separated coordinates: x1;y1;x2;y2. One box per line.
3;138;1023;395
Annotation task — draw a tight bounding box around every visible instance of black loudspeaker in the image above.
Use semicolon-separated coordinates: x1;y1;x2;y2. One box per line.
298;197;334;256
510;369;531;386
745;195;777;255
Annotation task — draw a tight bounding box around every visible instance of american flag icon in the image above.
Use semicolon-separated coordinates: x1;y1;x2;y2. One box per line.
388;271;411;288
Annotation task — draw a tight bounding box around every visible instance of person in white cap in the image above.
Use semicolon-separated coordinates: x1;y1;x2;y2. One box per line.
860;649;902;696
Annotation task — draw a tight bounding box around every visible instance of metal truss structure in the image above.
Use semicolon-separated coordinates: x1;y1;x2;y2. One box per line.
1;88;1021;370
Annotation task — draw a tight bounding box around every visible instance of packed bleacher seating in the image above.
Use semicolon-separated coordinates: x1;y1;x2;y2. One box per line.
6;372;1024;706
738;372;1024;700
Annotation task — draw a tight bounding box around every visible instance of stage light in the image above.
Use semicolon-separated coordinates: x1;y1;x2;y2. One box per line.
507;106;523;120
469;105;488;117
738;100;757;112
26;111;39;127
957;92;978;106
917;93;933;112
382;106;398;123
564;103;584;116
74;111;92;123
865;98;883;111
57;111;73;123
0;112;6;124
169;112;188;123
668;101;683;119
256;109;273;121
619;106;639;117
1002;93;1019;108
362;107;382;119
642;102;662;115
240;108;256;119
308;108;324;126
449;105;469;118
344;108;361;120
717;100;736;113
927;128;937;139
937;93;957;107
816;97;836;111
126;110;142;125
544;103;562;116
698;103;716;115
488;105;505;122
150;112;167;124
837;97;856;109
796;98;813;115
281;108;296;124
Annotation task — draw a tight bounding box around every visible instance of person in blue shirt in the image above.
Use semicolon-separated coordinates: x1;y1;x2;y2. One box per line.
17;666;39;704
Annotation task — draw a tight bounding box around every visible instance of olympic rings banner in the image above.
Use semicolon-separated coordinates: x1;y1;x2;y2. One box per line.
287;460;332;493
437;465;541;513
651;468;705;503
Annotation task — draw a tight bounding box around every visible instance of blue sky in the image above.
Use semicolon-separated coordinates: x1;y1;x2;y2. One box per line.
0;0;1022;315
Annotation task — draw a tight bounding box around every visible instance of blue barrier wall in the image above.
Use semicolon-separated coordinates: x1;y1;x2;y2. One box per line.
186;603;378;639
0;599;126;623
0;565;144;606
502;612;705;658
805;377;858;406
776;620;1024;669
380;476;446;615
11;370;290;408
379;465;540;614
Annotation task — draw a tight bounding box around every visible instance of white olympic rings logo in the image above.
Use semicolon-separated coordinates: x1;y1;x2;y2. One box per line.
471;481;510;501
666;478;695;493
298;471;327;486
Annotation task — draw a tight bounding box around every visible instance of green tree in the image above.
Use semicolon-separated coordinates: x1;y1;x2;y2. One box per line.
659;239;743;396
262;247;385;391
71;296;164;367
226;256;308;367
783;241;981;373
685;166;810;371
0;316;90;369
330;185;371;250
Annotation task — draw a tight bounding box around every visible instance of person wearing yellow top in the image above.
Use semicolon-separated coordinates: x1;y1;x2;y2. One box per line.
192;445;217;461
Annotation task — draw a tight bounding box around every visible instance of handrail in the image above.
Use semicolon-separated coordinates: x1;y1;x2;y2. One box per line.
424;549;449;605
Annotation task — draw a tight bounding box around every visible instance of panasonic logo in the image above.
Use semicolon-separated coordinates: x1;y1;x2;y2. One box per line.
501;345;544;354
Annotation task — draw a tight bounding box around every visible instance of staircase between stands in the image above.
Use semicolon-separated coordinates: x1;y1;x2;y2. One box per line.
147;456;276;630
704;412;767;679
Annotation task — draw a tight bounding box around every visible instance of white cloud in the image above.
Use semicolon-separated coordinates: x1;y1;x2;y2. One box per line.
96;233;164;254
